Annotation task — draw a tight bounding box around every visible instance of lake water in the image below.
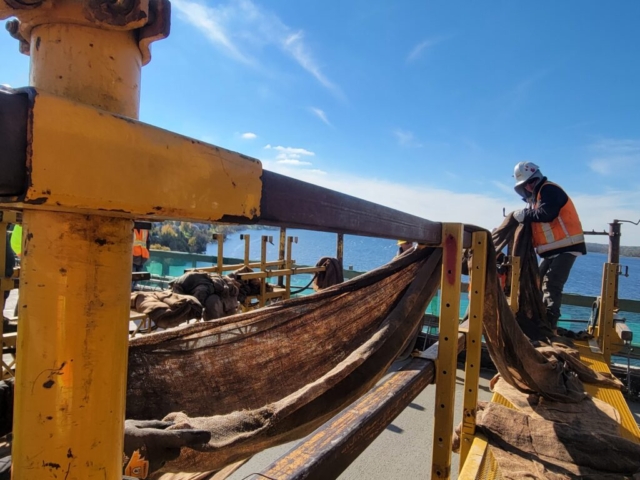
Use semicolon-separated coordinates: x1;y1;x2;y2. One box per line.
207;227;640;299
205;228;640;357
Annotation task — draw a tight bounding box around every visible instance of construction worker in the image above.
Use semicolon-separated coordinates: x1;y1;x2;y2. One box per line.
133;225;151;273
512;161;586;334
396;240;413;257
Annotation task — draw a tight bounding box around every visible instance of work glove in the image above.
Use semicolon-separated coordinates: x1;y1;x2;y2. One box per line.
513;209;526;223
123;419;211;478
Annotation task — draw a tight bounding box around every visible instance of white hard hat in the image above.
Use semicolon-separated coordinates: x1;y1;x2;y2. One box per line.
513;161;542;187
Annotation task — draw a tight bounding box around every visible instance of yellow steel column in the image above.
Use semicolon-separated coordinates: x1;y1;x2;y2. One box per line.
13;15;141;480
285;236;294;299
432;223;463;480
600;263;617;364
259;236;268;307
459;231;487;468
277;227;286;287
243;234;251;266
508;256;520;313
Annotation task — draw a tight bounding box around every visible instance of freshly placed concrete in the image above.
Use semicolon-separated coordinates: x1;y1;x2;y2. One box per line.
227;366;495;480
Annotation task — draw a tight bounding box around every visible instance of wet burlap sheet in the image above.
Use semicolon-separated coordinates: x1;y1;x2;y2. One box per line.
476;219;620;403
128;247;443;474
130;292;203;329
467;218;632;478
312;257;344;290
132;220;622;475
476;387;640;479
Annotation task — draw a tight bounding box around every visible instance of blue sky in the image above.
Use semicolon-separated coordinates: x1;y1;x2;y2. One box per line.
2;1;640;242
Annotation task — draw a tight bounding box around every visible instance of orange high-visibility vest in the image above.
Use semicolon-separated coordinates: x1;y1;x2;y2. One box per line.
133;229;150;259
531;182;584;255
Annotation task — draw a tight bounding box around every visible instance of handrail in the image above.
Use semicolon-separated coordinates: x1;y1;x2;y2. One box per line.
249;321;469;480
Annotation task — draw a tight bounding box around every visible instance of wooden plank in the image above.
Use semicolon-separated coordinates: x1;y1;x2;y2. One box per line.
250;323;469;480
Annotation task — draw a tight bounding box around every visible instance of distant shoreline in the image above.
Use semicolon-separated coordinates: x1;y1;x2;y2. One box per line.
586;243;640;258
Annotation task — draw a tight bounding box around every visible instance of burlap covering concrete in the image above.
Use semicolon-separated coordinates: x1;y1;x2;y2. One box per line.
476;396;640;478
127;246;442;474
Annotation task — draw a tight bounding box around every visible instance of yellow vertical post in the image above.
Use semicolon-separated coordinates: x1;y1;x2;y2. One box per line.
277;227;286;287
600;263;617;364
285;236;294;299
508;256;520;313
432;223;463;480
459;231;487;468
12;17;141;480
217;233;224;275
259;236;268;307
243;234;251;266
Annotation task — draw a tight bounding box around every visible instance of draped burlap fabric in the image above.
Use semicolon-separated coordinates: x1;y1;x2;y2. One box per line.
483;382;640;478
127;247;442;474
126;221;623;475
465;220;632;478
130;292;203;329
491;213;554;340
476;220;621;402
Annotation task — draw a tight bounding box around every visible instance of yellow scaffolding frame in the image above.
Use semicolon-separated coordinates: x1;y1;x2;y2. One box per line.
459;231;488;467
431;223;463;479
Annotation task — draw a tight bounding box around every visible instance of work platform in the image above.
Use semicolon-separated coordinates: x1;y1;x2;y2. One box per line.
459;337;640;479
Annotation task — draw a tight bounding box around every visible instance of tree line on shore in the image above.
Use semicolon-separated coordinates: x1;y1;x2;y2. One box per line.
586;243;640;258
150;222;274;254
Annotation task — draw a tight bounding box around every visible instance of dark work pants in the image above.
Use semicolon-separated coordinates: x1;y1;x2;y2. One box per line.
539;253;577;330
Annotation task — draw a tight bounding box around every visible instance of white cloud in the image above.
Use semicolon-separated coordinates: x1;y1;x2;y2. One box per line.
309;107;332;127
406;35;451;63
572;190;640;244
171;0;251;64
277;159;312;166
264;144;315;156
283;32;342;97
393;129;421;148
264;144;315;167
172;0;342;97
588;138;640;175
241;132;257;139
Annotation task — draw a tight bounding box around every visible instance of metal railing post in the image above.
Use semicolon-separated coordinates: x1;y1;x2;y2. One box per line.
432;223;463;479
459;231;487;468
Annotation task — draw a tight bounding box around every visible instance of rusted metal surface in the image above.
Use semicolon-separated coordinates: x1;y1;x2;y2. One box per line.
251;323;468;480
85;0;149;27
0;88;29;196
5;0;44;9
138;0;170;65
5;19;30;54
260;171;442;244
